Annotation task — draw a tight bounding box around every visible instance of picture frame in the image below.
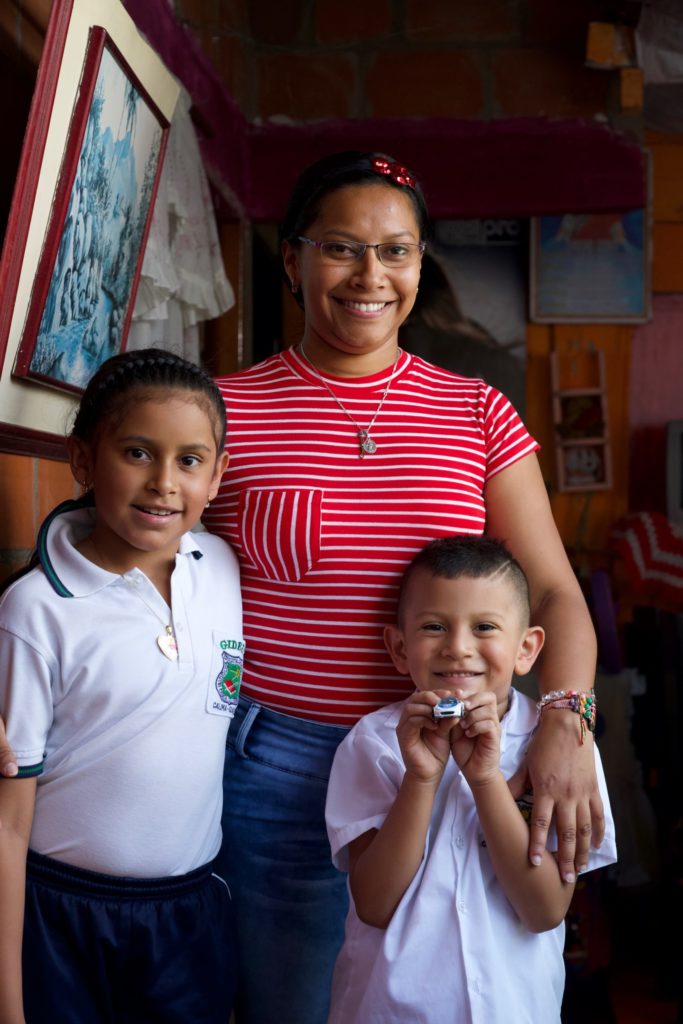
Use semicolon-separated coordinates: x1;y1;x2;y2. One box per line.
14;28;168;395
557;442;612;492
556;393;606;441
0;0;179;456
529;208;651;324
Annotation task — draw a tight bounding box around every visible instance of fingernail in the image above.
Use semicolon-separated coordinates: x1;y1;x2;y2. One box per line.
3;762;18;777
577;865;587;875
531;855;542;867
564;871;575;884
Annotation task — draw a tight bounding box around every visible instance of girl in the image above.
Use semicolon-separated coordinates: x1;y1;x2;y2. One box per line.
0;349;242;1024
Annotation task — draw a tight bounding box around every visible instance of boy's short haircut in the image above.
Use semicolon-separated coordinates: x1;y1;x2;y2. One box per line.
398;536;531;625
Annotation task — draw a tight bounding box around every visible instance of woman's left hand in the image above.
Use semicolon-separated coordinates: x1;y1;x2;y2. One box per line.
485;454;606;881
524;709;605;881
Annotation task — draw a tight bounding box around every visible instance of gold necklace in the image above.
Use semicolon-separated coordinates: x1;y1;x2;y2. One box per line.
299;347;401;458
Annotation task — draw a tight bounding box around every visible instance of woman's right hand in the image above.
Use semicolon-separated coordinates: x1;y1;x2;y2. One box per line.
0;715;17;776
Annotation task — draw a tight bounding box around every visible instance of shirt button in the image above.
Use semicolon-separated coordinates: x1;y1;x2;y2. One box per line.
455;835;465;849
458;900;466;913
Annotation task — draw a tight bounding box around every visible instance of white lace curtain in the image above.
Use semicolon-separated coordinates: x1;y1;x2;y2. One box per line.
128;88;235;363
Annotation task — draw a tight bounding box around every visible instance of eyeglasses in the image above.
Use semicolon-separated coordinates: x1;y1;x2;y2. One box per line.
297;236;426;267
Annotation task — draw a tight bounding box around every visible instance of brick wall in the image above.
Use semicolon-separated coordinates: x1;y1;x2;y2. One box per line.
175;0;622;123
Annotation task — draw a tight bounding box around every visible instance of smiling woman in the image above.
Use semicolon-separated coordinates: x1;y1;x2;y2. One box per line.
282;180;423;373
197;151;607;1024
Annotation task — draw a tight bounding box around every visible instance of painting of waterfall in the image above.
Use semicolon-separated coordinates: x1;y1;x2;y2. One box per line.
15;30;167;393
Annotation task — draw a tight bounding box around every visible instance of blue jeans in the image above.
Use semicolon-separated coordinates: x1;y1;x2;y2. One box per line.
215;697;350;1024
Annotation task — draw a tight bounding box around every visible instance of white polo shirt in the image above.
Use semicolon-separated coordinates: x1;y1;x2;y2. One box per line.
0;505;243;877
326;688;617;1024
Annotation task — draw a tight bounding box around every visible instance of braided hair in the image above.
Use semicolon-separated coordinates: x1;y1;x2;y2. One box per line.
0;350;226;597
71;348;226;452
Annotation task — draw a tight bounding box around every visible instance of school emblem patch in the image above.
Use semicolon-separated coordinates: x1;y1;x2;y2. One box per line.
215;650;242;704
206;634;245;718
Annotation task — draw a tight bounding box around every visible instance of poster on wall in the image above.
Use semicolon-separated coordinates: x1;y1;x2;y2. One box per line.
0;0;179;456
529;210;651;323
401;218;528;414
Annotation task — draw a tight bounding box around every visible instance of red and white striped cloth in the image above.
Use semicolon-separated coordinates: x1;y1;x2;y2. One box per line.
203;348;539;724
612;511;683;614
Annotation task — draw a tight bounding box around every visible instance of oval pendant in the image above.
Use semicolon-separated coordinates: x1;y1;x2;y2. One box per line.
359;431;377;457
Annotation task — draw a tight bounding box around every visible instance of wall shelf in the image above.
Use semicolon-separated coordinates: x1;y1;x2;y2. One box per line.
551;349;613;492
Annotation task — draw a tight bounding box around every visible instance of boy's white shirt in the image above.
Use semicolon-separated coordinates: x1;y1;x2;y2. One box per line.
0;507;243;877
326;688;617;1024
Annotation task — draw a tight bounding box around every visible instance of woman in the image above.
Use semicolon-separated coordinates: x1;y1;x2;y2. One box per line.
0;152;604;1024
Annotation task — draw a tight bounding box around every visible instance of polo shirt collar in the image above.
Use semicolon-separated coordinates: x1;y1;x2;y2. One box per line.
37;497;204;598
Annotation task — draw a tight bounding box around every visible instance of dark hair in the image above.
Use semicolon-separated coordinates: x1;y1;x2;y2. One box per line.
0;350;225;598
280;150;430;307
398;536;531;625
71;348;226;452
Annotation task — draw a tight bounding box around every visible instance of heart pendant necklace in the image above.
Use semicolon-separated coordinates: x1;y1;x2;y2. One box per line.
157;624;178;662
79;537;179;662
299;347;401;459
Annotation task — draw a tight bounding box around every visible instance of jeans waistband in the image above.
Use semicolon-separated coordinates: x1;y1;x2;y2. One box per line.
230;696;349;760
26;849;215;900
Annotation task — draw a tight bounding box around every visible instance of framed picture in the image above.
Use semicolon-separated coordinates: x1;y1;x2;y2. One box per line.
529;208;651;324
0;0;179;455
557;442;612;492
556;393;606;441
14;29;168;394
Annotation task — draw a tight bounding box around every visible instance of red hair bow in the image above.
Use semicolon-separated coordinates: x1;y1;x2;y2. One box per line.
370;157;416;190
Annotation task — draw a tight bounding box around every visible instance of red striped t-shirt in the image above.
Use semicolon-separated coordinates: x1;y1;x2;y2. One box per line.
203;348;539;725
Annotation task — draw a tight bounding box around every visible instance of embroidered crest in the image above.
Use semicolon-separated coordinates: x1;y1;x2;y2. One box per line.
206;634;245;718
215;649;242;703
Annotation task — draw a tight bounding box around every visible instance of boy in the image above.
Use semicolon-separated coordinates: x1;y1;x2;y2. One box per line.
325;536;616;1024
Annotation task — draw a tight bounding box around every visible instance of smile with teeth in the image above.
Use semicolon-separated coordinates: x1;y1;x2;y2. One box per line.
436;671;481;678
339;299;389;312
136;506;177;516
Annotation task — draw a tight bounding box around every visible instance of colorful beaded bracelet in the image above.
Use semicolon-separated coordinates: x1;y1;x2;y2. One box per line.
536;689;597;745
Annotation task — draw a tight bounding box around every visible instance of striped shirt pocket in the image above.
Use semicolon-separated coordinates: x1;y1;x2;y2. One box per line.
238;488;323;582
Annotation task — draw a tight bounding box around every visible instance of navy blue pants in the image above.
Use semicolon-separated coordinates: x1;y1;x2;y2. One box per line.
23;849;237;1024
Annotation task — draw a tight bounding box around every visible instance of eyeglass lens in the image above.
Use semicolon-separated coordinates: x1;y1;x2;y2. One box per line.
320;241;422;265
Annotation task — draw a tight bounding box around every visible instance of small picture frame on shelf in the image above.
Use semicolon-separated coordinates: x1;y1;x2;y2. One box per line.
556;393;605;441
557;443;611;492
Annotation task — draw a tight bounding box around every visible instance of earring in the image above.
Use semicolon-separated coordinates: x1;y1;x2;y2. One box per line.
290;279;298;294
205;499;211;508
